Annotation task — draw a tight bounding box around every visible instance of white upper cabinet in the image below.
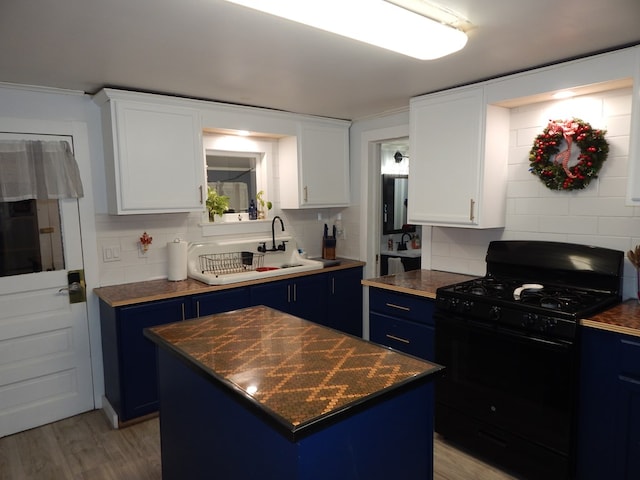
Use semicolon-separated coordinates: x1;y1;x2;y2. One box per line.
408;86;509;228
279;119;351;208
95;89;205;215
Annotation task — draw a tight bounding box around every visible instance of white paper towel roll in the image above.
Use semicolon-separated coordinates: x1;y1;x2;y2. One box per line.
167;239;188;281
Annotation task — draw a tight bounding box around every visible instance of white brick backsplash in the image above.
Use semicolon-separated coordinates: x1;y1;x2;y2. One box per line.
598;176;629;197
598;217;640;237
506;214;539;232
569;196;633;216
540;215;598;235
515;197;570;215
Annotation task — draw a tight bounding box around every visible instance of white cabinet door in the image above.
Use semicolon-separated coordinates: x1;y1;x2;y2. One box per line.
97;90;205;214
408;86;509;228
280;120;350;208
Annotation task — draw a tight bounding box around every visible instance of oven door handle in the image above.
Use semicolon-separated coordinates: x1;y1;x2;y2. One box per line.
435;314;573;352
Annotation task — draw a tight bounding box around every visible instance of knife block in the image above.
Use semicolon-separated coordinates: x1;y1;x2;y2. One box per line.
322;237;336;260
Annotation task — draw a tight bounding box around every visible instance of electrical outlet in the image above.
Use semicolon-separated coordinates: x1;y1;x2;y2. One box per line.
102;246;121;262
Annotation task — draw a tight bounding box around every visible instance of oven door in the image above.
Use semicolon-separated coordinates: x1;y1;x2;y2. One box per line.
435;311;577;479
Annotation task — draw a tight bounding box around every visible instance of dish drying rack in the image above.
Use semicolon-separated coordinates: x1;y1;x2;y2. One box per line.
198;251;264;276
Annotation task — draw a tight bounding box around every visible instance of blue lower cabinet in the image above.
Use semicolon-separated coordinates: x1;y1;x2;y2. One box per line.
369;288;435;361
326;267;363;337
250;275;327;325
99;297;190;423
578;327;640;480
191;287;250;318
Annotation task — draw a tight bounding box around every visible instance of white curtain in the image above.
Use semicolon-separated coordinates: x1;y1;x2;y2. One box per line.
0;140;84;201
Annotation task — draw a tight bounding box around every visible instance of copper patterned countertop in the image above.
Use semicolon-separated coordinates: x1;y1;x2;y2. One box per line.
145;305;443;438
361;269;477;299
94;259;365;307
582;299;640;338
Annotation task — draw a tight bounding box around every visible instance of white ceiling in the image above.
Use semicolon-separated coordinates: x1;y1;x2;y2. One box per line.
1;0;639;120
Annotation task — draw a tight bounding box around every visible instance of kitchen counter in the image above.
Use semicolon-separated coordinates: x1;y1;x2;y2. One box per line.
362;269;477;299
382;248;422;258
145;305;443;479
582;299;640;337
94;258;365;307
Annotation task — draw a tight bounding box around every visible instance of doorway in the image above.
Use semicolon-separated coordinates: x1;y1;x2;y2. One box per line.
0;129;96;438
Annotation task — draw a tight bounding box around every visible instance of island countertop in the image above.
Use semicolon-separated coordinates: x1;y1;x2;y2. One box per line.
144;305;443;439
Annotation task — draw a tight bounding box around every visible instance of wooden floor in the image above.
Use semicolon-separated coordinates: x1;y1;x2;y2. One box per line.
0;410;516;479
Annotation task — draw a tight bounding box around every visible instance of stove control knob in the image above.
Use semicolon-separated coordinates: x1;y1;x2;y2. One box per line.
541;317;558;332
462;300;473;311
449;298;460;311
522;313;538;328
489;305;501;320
439;297;455;311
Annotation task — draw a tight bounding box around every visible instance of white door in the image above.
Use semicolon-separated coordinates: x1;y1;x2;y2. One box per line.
0;132;94;438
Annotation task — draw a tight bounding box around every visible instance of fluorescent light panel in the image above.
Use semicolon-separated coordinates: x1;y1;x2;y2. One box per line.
225;0;468;60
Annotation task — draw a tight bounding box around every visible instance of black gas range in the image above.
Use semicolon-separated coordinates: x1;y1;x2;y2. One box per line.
434;241;624;480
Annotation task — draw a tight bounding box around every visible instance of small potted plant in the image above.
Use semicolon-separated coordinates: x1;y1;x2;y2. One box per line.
256;190;272;220
206;187;230;222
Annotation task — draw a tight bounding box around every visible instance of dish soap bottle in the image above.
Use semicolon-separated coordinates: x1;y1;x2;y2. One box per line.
248;199;257;220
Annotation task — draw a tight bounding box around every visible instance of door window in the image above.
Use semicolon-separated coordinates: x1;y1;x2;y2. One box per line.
0;198;64;276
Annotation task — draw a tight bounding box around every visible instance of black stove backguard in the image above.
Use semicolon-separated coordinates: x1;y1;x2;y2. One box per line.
434;240;624;480
484;240;624;296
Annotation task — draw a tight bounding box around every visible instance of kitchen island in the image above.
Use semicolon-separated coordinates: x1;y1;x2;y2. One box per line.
144;305;444;480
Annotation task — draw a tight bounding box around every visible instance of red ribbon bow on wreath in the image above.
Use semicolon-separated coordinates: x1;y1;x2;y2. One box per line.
548;120;579;179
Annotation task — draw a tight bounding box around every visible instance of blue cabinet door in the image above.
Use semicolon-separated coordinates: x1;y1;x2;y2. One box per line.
326;267;363;337
578;327;640;480
369;288;435;361
250;275;326;325
117;297;189;421
191;287;250;318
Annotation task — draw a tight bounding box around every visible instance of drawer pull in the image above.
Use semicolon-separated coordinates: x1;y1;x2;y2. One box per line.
386;302;410;312
386;334;410;344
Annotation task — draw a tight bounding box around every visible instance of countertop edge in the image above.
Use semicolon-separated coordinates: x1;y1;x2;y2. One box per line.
361;279;437;299
95;259;365;307
581;318;640;338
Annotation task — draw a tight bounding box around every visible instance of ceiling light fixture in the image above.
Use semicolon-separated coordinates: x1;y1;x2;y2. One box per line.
225;0;468;60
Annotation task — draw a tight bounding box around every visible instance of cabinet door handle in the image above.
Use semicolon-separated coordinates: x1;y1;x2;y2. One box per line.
181;303;186;321
332;277;335;295
199;185;204;204
196;300;200;318
303;186;308;202
386;334;410;344
287;285;291;303
385;302;410;312
293;283;297;302
469;198;475;222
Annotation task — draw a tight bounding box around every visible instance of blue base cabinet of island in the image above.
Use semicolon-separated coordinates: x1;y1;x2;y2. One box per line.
99;297;190;423
369;288;435;361
578;327;640;480
156;346;434;480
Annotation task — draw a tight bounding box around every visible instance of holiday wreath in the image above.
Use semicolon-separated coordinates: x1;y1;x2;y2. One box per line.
528;118;609;191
